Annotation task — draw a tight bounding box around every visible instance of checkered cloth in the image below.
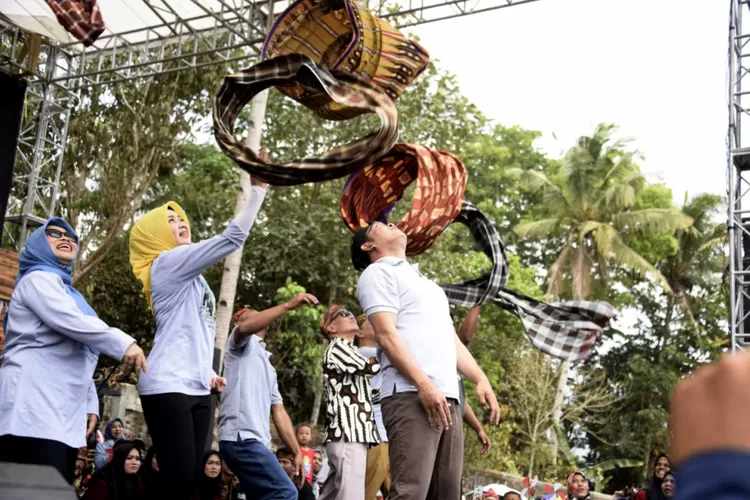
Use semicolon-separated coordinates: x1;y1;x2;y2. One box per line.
45;0;105;47
213;54;399;186
340;143;467;256
442;201;613;361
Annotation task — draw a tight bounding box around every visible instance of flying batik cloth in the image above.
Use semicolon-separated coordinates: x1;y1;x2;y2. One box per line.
443;202;613;362
45;0;105;46
262;0;429;120
340;143;467;256
213;54;399;186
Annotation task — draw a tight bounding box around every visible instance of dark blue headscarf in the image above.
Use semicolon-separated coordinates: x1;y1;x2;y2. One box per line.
14;217;96;317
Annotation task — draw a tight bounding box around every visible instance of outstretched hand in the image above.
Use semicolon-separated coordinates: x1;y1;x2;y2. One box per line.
250;148;270;188
285;293;319;311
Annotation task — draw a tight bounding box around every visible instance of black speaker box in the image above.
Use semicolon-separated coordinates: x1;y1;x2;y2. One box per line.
0;73;27;244
0;462;77;499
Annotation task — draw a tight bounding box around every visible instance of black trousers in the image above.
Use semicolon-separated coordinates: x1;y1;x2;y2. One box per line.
0;434;78;484
140;393;211;499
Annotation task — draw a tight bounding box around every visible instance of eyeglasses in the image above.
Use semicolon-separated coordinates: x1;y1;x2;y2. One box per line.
45;228;79;244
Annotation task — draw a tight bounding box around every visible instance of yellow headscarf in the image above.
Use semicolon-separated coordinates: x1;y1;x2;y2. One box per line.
129;201;190;310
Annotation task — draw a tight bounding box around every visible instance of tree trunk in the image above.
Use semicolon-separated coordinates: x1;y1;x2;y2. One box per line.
550;360;569;466
213;90;269;363
657;296;675;363
310;383;323;426
642;435;652;482
528;442;536;479
310;284;339;425
549;271;584;466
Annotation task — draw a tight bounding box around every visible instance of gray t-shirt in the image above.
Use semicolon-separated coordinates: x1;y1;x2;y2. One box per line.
219;333;282;444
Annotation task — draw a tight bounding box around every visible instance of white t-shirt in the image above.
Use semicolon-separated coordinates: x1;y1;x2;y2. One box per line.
356;257;459;400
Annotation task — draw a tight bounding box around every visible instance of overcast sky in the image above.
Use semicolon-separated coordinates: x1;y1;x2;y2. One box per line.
410;0;729;204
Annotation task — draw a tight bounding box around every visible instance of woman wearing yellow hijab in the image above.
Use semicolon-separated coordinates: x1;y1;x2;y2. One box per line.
129;154;269;499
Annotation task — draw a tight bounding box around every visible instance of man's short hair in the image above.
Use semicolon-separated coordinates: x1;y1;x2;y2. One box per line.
351;224;372;271
502;493;522;500
276;447;294;460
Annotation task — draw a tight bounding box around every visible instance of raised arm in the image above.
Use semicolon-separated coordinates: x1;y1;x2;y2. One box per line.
154;186;266;285
16;273;135;361
233;293;318;344
457;306;481;345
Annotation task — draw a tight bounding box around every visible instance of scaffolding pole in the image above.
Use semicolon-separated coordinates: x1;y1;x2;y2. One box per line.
729;0;750;351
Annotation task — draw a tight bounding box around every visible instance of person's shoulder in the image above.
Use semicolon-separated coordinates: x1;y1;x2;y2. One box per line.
17;270;63;289
358;260;397;284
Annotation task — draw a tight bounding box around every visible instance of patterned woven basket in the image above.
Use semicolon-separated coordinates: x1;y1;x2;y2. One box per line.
262;0;429;120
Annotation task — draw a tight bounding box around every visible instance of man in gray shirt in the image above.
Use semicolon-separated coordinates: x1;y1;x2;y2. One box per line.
352;222;500;500
219;292;318;500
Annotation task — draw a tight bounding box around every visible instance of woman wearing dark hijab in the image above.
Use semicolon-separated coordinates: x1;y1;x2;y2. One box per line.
0;218;145;484
636;453;671;500
194;451;223;500
660;471;675;499
84;441;145;500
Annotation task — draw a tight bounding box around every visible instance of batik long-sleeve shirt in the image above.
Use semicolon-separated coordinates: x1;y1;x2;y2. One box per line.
322;338;381;444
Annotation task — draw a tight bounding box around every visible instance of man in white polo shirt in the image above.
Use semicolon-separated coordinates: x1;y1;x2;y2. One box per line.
351;222;500;500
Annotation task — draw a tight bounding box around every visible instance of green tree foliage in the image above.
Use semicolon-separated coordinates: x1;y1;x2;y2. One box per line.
68;56;728;492
512;124;692;300
55;46;239;286
579;193;726;491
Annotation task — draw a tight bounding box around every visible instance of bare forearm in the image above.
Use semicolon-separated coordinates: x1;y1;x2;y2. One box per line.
376;327;430;389
272;405;300;454
464;401;483;434
237;303;291;337
458;306;481;345
455;335;486;385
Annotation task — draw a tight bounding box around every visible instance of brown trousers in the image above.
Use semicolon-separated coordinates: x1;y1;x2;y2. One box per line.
365;442;391;500
381;392;464;500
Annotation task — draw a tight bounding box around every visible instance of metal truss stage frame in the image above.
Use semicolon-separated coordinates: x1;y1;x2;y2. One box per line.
0;0;539;247
730;0;750;351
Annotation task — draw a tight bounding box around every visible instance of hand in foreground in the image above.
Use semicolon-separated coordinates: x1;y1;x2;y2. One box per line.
122;344;147;376
476;427;491;453
670;352;750;465
250;148;270;189
86;414;98;440
285;293;319;311
475;377;500;425
294;451;305;489
211;376;227;393
417;380;452;430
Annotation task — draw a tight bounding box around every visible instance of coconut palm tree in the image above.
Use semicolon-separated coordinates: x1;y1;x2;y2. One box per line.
654;192;725;353
510;123;693;464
